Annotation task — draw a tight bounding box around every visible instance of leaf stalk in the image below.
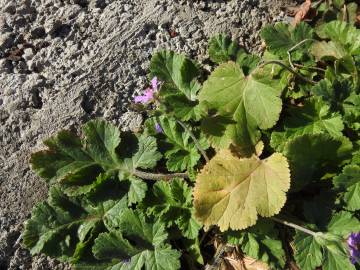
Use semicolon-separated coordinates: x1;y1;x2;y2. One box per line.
257;60;316;85
287;38;315;69
271;217;318;237
133;169;188;181
176;120;210;163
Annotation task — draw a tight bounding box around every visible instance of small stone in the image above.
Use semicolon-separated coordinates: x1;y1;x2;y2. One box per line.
123;4;131;12
89;0;106;9
0;33;15;49
13;61;28;74
4;2;16;14
30;26;46;39
179;27;189;38
13;15;27;28
23;48;34;61
27;59;42;72
0;58;12;73
0;109;10;123
44;19;62;35
71;0;88;7
119;112;143;132
0;16;11;32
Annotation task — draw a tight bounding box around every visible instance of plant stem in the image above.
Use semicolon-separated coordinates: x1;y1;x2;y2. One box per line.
279;225;300;270
14;233;22;247
271;217;318;237
293;63;326;72
176;120;210;163
133;169;188;181
287;39;314;69
257;60;316;85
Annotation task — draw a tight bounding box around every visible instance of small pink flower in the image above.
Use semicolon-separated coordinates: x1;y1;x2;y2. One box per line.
134;77;159;104
134;88;154;103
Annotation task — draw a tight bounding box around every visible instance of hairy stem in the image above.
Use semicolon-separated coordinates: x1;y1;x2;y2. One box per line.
133;169;188;181
271;217;318;237
288;39;314;53
293;63;326;72
257;60;316;85
176;120;210;163
287;39;315;69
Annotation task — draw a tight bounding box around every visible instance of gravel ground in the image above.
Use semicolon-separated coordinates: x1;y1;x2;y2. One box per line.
0;0;297;269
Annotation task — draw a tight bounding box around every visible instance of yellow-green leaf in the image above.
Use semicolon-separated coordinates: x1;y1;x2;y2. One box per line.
199;62;282;156
193;150;290;231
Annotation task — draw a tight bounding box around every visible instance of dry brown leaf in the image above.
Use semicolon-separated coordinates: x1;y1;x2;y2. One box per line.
222;255;270;270
208;241;270;270
221;245;270;270
292;0;312;26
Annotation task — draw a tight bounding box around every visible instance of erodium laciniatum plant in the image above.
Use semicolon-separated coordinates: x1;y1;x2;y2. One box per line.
23;2;360;270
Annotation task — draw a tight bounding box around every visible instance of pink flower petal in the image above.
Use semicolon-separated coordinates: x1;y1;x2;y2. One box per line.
134;88;154;104
134;95;147;103
151;77;158;91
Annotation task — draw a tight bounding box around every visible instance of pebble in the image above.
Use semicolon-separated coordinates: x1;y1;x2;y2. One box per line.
43;19;62;35
0;32;14;49
30;26;46;39
3;2;16;15
22;48;34;61
0;58;12;73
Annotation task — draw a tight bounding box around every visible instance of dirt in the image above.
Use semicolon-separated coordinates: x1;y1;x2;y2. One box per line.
0;0;298;269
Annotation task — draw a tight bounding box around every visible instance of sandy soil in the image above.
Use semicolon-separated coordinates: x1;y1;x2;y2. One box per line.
0;0;297;269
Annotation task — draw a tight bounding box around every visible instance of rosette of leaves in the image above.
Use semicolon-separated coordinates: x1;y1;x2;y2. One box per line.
24;186;182;269
30;119;162;203
25;120;184;268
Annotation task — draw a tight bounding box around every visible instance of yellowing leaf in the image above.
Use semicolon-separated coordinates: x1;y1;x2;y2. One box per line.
194;150;290;231
311;41;348;61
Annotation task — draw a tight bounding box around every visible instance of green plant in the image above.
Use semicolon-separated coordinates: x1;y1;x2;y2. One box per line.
23;9;360;270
